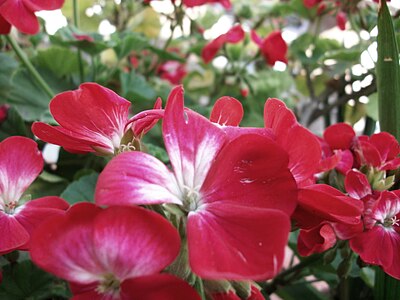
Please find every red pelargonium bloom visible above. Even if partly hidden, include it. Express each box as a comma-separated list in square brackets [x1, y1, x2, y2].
[295, 184, 363, 256]
[183, 0, 231, 9]
[0, 0, 64, 35]
[251, 31, 288, 66]
[319, 123, 355, 173]
[0, 136, 69, 254]
[157, 60, 187, 85]
[336, 11, 347, 31]
[303, 0, 322, 8]
[30, 203, 200, 300]
[356, 132, 400, 171]
[350, 190, 400, 279]
[32, 83, 163, 156]
[96, 86, 297, 280]
[202, 25, 245, 64]
[210, 97, 321, 187]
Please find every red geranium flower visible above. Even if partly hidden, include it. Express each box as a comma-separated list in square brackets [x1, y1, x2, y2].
[350, 190, 400, 279]
[251, 31, 288, 66]
[30, 203, 200, 299]
[0, 0, 64, 35]
[0, 136, 68, 254]
[157, 60, 187, 85]
[95, 86, 297, 280]
[183, 0, 231, 9]
[32, 83, 163, 156]
[202, 25, 245, 64]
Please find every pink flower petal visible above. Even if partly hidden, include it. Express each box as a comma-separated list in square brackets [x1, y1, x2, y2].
[345, 170, 371, 200]
[92, 206, 180, 279]
[298, 223, 336, 256]
[32, 123, 96, 154]
[49, 83, 131, 154]
[298, 184, 363, 225]
[95, 151, 182, 206]
[30, 203, 106, 284]
[357, 140, 382, 168]
[202, 134, 297, 215]
[264, 98, 297, 141]
[210, 96, 244, 126]
[0, 14, 11, 34]
[0, 213, 29, 254]
[250, 30, 263, 47]
[188, 203, 290, 280]
[225, 25, 245, 43]
[350, 226, 393, 272]
[0, 0, 39, 34]
[14, 196, 69, 250]
[202, 35, 226, 64]
[323, 123, 355, 150]
[261, 31, 288, 65]
[121, 274, 201, 300]
[281, 125, 321, 186]
[23, 0, 64, 11]
[0, 136, 43, 206]
[163, 86, 226, 192]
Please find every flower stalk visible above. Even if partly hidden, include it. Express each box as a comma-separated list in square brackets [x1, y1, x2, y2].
[5, 35, 54, 99]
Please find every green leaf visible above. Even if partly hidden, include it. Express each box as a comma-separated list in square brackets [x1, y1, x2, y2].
[0, 260, 58, 300]
[50, 27, 109, 56]
[114, 33, 148, 59]
[60, 172, 99, 204]
[0, 53, 18, 99]
[6, 69, 51, 122]
[0, 107, 30, 140]
[36, 46, 80, 77]
[120, 70, 156, 102]
[377, 0, 400, 141]
[145, 143, 170, 164]
[276, 283, 328, 300]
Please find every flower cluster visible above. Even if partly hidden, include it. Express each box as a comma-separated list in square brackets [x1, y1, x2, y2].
[0, 77, 398, 297]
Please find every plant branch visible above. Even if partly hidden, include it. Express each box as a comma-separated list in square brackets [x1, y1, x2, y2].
[5, 35, 54, 99]
[73, 0, 85, 83]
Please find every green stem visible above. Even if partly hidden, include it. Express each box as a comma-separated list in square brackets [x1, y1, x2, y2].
[73, 0, 84, 83]
[5, 35, 54, 99]
[260, 253, 323, 295]
[194, 276, 206, 300]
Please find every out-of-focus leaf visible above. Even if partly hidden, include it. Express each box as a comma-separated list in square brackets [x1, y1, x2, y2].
[322, 49, 362, 62]
[366, 93, 378, 121]
[50, 27, 109, 56]
[36, 46, 80, 77]
[6, 69, 51, 122]
[377, 0, 400, 141]
[0, 107, 30, 140]
[275, 283, 328, 300]
[145, 143, 170, 164]
[0, 53, 18, 99]
[114, 33, 148, 59]
[60, 172, 98, 204]
[127, 7, 161, 38]
[120, 70, 156, 102]
[0, 260, 59, 300]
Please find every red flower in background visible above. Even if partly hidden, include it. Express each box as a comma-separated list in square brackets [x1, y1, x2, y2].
[251, 31, 288, 66]
[32, 83, 163, 156]
[157, 60, 187, 85]
[0, 0, 64, 35]
[336, 11, 347, 31]
[183, 0, 231, 9]
[96, 86, 297, 280]
[0, 136, 68, 254]
[202, 25, 245, 64]
[30, 203, 200, 299]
